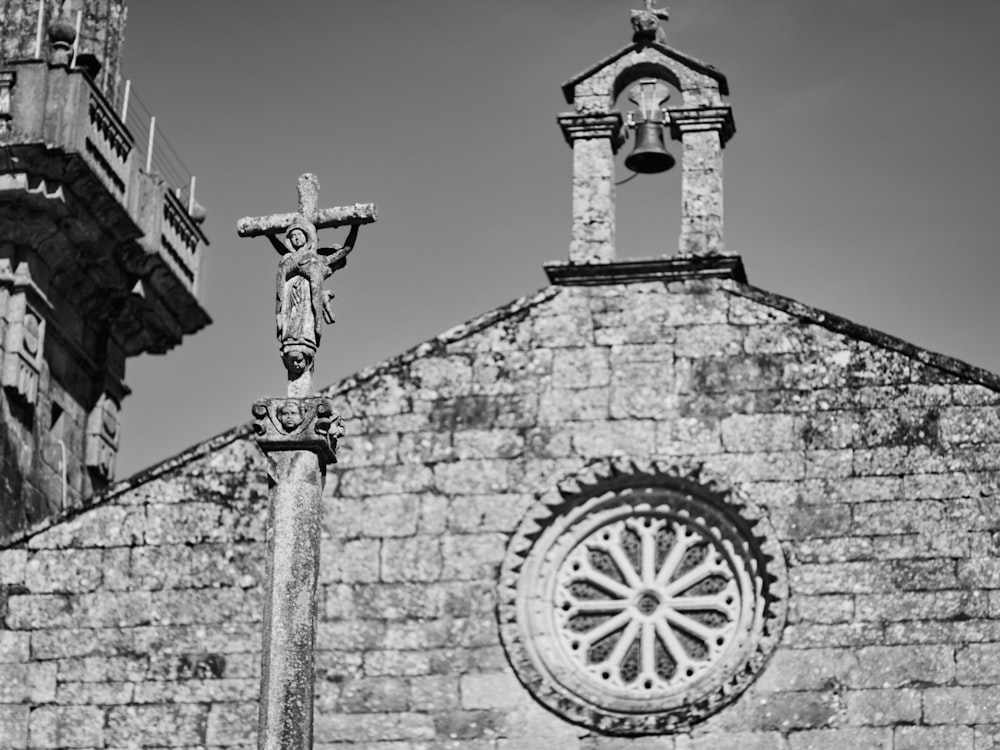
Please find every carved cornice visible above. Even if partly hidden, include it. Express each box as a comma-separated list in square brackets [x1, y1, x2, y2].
[0, 60, 211, 356]
[544, 254, 747, 286]
[668, 105, 736, 146]
[251, 396, 344, 465]
[557, 112, 627, 151]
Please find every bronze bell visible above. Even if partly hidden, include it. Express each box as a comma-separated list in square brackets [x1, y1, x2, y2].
[624, 120, 676, 174]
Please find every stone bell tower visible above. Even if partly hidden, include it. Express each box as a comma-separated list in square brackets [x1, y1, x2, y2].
[0, 0, 210, 538]
[546, 2, 740, 284]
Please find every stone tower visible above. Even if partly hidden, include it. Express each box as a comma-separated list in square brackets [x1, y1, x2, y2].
[0, 0, 210, 538]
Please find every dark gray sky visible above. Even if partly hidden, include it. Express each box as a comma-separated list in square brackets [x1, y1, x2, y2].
[116, 0, 1000, 476]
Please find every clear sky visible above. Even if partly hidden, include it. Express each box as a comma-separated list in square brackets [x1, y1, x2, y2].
[115, 0, 1000, 476]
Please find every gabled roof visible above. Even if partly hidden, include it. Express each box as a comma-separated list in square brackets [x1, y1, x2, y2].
[5, 271, 999, 550]
[561, 41, 730, 104]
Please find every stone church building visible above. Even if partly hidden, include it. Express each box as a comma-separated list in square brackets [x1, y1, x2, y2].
[3, 3, 1000, 749]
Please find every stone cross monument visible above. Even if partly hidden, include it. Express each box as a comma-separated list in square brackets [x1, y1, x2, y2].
[237, 174, 376, 750]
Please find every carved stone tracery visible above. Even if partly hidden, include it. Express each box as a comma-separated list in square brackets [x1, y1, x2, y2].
[498, 460, 787, 735]
[554, 508, 748, 696]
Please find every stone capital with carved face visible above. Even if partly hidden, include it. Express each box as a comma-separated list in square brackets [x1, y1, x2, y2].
[251, 396, 344, 464]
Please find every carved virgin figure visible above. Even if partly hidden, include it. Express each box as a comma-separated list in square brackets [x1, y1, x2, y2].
[238, 172, 375, 395]
[272, 218, 358, 356]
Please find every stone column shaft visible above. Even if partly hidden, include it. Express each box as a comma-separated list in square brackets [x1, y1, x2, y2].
[251, 395, 341, 750]
[680, 129, 724, 256]
[258, 450, 324, 750]
[671, 106, 735, 257]
[558, 112, 625, 264]
[571, 137, 615, 263]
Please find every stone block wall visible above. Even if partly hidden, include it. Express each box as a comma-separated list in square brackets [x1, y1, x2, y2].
[0, 441, 269, 749]
[0, 335, 102, 537]
[3, 278, 1000, 748]
[1, 254, 129, 539]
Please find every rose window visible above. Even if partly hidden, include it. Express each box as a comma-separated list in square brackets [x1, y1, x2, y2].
[498, 461, 787, 735]
[556, 513, 745, 694]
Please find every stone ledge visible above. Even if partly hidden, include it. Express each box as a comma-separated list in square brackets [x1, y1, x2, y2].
[556, 111, 626, 149]
[669, 105, 736, 146]
[543, 254, 747, 286]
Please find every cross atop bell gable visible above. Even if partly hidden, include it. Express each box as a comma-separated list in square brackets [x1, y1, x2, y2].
[631, 1, 670, 43]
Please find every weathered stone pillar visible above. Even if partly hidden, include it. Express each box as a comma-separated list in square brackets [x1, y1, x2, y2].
[558, 113, 625, 264]
[249, 415, 335, 750]
[671, 107, 735, 256]
[239, 174, 374, 750]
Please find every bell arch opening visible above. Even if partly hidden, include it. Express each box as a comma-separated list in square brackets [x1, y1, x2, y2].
[612, 62, 682, 104]
[612, 70, 683, 259]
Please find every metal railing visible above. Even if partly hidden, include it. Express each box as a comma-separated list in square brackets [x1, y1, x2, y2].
[23, 1, 198, 212]
[107, 74, 199, 214]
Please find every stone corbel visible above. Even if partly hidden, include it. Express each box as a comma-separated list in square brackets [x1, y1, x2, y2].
[557, 112, 627, 151]
[1, 261, 51, 406]
[251, 396, 344, 465]
[668, 106, 736, 146]
[85, 393, 121, 481]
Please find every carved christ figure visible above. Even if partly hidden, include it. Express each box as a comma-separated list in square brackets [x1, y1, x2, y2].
[270, 218, 359, 353]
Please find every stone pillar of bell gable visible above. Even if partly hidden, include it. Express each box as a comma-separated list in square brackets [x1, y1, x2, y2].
[558, 112, 625, 264]
[671, 106, 735, 256]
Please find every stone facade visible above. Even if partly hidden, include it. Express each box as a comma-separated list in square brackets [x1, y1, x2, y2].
[4, 276, 1000, 748]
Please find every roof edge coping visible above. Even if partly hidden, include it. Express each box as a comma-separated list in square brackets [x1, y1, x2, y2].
[0, 285, 562, 549]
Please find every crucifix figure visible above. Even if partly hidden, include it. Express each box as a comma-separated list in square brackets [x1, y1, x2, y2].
[238, 174, 377, 750]
[238, 172, 376, 396]
[631, 1, 669, 43]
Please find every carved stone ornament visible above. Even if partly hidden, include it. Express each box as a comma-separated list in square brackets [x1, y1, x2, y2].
[236, 173, 376, 389]
[86, 393, 121, 480]
[497, 459, 787, 735]
[1, 261, 49, 406]
[631, 0, 670, 43]
[251, 396, 345, 464]
[0, 71, 15, 138]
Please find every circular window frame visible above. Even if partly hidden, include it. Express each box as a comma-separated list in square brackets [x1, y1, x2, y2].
[497, 459, 788, 735]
